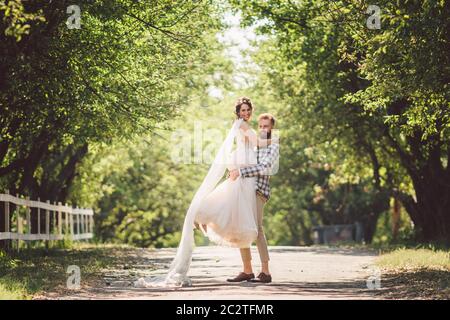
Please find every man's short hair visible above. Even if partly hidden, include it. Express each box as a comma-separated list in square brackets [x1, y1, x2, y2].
[258, 113, 276, 127]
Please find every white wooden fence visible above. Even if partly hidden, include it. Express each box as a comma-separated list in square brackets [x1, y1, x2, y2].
[0, 190, 94, 242]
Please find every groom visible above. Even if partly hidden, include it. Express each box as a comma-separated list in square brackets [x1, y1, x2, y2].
[227, 113, 279, 284]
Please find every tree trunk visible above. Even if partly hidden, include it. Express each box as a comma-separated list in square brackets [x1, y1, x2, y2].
[391, 197, 401, 241]
[39, 142, 88, 202]
[399, 181, 450, 243]
[384, 120, 450, 244]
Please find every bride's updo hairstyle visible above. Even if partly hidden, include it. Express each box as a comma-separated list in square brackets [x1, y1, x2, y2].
[235, 96, 253, 119]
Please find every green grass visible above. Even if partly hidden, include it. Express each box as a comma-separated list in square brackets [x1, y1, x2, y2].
[0, 281, 29, 300]
[374, 248, 450, 299]
[377, 248, 450, 271]
[0, 243, 149, 300]
[314, 243, 450, 299]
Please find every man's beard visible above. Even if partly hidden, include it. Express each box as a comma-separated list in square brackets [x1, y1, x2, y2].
[259, 130, 271, 140]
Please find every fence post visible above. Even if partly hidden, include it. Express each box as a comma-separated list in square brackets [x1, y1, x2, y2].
[16, 193, 21, 251]
[26, 196, 31, 235]
[2, 190, 11, 251]
[5, 190, 10, 234]
[37, 197, 41, 236]
[82, 214, 85, 236]
[53, 201, 57, 239]
[86, 214, 89, 235]
[70, 209, 74, 239]
[76, 207, 80, 238]
[25, 196, 31, 249]
[58, 202, 62, 237]
[45, 200, 50, 248]
[16, 193, 21, 231]
[64, 203, 69, 239]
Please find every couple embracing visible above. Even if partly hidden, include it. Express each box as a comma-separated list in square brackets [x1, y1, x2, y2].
[135, 97, 279, 288]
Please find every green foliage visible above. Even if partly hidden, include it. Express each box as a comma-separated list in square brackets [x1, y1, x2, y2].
[71, 96, 239, 247]
[2, 1, 449, 249]
[0, 0, 45, 41]
[372, 203, 415, 246]
[0, 1, 225, 203]
[87, 135, 203, 248]
[231, 0, 450, 242]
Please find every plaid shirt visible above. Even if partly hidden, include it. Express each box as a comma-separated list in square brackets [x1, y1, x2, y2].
[239, 143, 279, 202]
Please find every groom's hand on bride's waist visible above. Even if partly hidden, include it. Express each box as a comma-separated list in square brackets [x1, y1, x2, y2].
[229, 169, 240, 181]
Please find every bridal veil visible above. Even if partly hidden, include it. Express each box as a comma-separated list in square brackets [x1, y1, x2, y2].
[134, 118, 243, 287]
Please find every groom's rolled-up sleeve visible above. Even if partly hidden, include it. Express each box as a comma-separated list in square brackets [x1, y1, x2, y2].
[239, 144, 279, 178]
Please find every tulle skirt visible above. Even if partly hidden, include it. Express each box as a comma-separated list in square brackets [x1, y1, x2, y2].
[195, 176, 258, 248]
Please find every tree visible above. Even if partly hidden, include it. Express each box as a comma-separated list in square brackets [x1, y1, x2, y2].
[231, 0, 450, 242]
[0, 0, 226, 249]
[70, 94, 240, 247]
[0, 0, 223, 200]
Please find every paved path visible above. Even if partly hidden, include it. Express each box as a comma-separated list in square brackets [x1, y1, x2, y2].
[46, 246, 381, 300]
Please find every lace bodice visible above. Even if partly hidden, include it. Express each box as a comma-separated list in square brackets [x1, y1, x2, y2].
[227, 128, 258, 170]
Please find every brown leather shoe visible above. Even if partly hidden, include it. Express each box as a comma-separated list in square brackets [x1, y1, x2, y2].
[249, 272, 272, 283]
[226, 272, 255, 282]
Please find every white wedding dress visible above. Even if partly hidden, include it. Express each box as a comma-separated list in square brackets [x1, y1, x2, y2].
[134, 118, 259, 288]
[195, 124, 258, 248]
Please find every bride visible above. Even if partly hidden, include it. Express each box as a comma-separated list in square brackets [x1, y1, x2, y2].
[135, 97, 270, 287]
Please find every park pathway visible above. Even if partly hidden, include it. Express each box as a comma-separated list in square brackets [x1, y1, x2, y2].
[44, 246, 381, 300]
